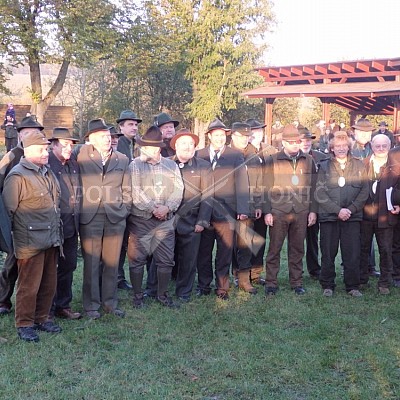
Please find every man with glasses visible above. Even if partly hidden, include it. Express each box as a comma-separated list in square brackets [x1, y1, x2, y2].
[264, 124, 317, 296]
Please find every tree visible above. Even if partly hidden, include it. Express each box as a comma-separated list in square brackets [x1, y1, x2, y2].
[272, 98, 300, 125]
[0, 0, 119, 123]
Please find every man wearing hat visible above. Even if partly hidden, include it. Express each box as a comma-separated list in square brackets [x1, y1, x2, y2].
[247, 118, 276, 285]
[264, 124, 317, 296]
[298, 126, 328, 280]
[115, 111, 142, 291]
[116, 110, 142, 163]
[3, 130, 62, 341]
[351, 118, 374, 160]
[229, 122, 263, 294]
[372, 121, 394, 148]
[48, 128, 81, 320]
[169, 128, 213, 301]
[127, 125, 183, 308]
[76, 118, 132, 319]
[196, 118, 249, 300]
[0, 116, 45, 316]
[154, 112, 179, 157]
[108, 124, 123, 153]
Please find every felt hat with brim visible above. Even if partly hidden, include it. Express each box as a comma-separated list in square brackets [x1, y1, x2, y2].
[246, 118, 266, 129]
[136, 126, 166, 148]
[49, 127, 79, 142]
[282, 124, 300, 140]
[206, 118, 231, 135]
[154, 112, 179, 128]
[297, 125, 316, 140]
[22, 131, 50, 148]
[86, 119, 110, 138]
[170, 128, 199, 150]
[116, 110, 142, 124]
[107, 124, 123, 136]
[352, 119, 374, 132]
[17, 116, 44, 132]
[231, 122, 252, 136]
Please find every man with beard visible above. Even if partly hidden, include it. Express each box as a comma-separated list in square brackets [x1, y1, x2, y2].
[128, 126, 183, 308]
[154, 112, 179, 157]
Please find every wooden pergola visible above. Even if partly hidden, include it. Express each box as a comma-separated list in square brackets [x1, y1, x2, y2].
[242, 57, 400, 141]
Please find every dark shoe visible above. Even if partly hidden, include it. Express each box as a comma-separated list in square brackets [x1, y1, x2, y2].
[378, 287, 390, 295]
[33, 321, 62, 333]
[251, 277, 266, 286]
[216, 292, 229, 301]
[195, 289, 211, 297]
[55, 308, 82, 320]
[348, 289, 363, 297]
[369, 268, 380, 278]
[177, 295, 191, 303]
[0, 305, 11, 315]
[157, 294, 180, 308]
[393, 279, 400, 288]
[265, 287, 278, 296]
[85, 310, 101, 320]
[105, 308, 125, 318]
[17, 327, 39, 342]
[143, 290, 157, 299]
[323, 288, 333, 297]
[293, 287, 306, 295]
[133, 293, 146, 309]
[117, 280, 133, 290]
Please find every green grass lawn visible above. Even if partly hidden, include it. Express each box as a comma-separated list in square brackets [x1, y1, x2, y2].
[1, 251, 400, 400]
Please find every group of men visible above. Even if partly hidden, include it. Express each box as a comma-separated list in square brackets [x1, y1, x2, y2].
[1, 111, 400, 343]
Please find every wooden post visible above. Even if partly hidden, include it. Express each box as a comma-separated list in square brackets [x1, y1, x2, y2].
[394, 96, 400, 135]
[264, 98, 274, 144]
[321, 98, 331, 123]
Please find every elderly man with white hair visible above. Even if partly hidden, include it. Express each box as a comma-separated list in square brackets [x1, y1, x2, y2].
[359, 134, 398, 294]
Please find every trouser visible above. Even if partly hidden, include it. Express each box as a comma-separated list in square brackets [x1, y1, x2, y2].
[80, 214, 125, 312]
[117, 226, 129, 283]
[319, 221, 360, 291]
[392, 221, 400, 280]
[232, 219, 253, 271]
[0, 250, 18, 309]
[305, 221, 321, 277]
[15, 248, 58, 328]
[197, 219, 235, 295]
[128, 216, 175, 296]
[175, 230, 202, 298]
[265, 210, 308, 288]
[5, 137, 17, 152]
[53, 234, 79, 310]
[360, 220, 393, 288]
[250, 215, 268, 280]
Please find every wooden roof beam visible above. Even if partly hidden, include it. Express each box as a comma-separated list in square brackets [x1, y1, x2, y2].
[303, 66, 314, 75]
[328, 64, 341, 74]
[372, 61, 385, 71]
[315, 65, 327, 74]
[342, 63, 355, 73]
[279, 67, 291, 77]
[291, 67, 303, 75]
[356, 62, 370, 72]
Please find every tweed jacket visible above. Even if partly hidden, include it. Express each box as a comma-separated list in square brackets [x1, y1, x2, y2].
[3, 157, 62, 259]
[76, 144, 132, 225]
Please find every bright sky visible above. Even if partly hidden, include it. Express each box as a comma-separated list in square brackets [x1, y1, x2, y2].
[265, 0, 400, 66]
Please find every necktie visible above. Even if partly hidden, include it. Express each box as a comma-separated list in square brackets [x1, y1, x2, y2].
[212, 150, 219, 170]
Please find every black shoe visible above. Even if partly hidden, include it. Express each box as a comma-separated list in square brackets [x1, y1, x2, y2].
[216, 292, 229, 301]
[265, 287, 278, 296]
[369, 268, 380, 278]
[177, 295, 191, 303]
[157, 295, 180, 308]
[293, 287, 306, 295]
[133, 293, 146, 309]
[195, 289, 211, 297]
[17, 327, 39, 342]
[143, 290, 157, 299]
[251, 277, 266, 286]
[117, 280, 133, 290]
[393, 279, 400, 288]
[85, 310, 101, 319]
[33, 321, 62, 333]
[106, 308, 125, 318]
[0, 305, 11, 315]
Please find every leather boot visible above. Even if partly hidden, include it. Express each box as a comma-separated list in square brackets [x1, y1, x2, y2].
[250, 266, 266, 285]
[129, 268, 144, 295]
[157, 269, 179, 308]
[238, 270, 257, 295]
